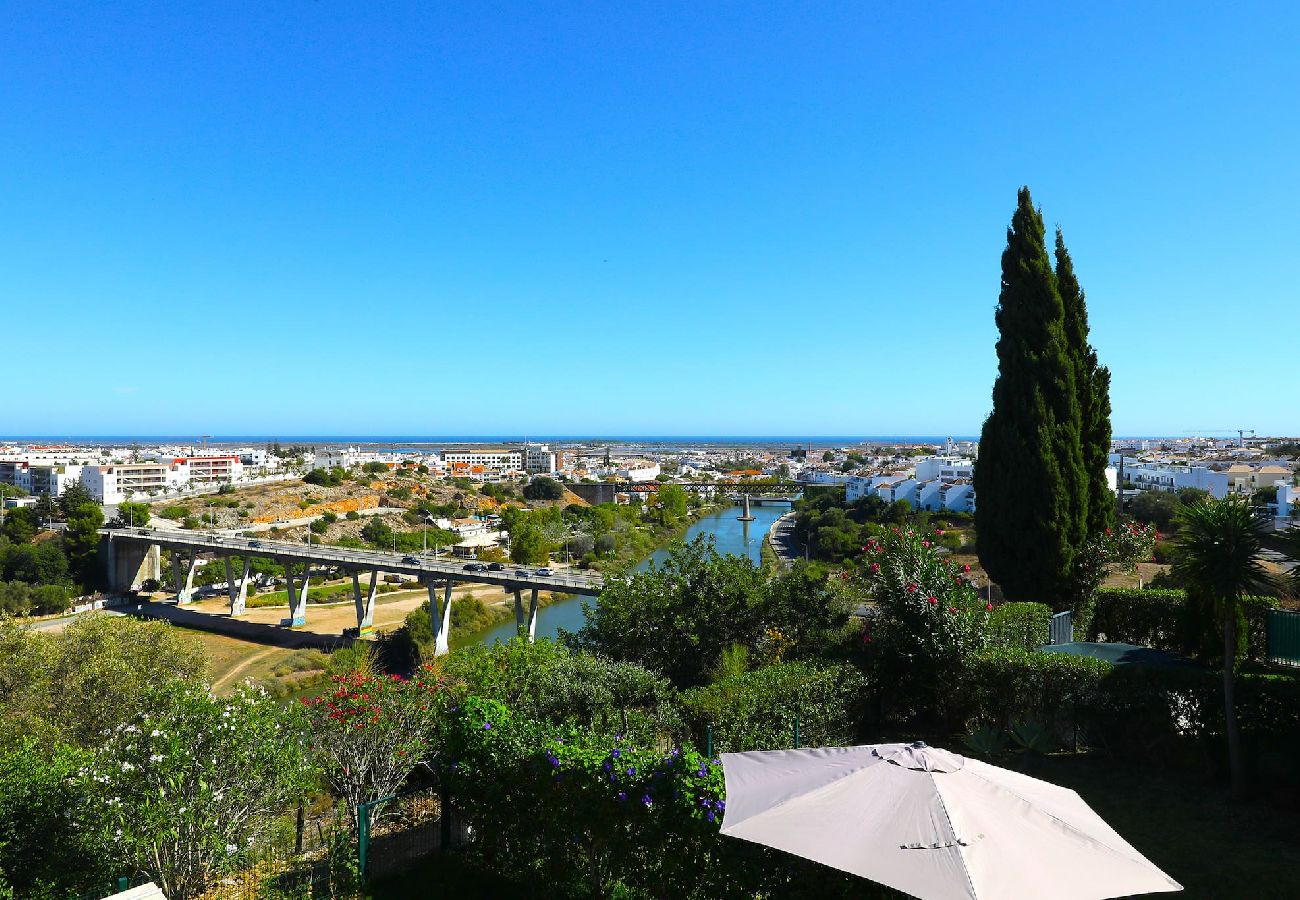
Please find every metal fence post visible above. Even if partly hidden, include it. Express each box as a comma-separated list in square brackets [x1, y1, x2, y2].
[706, 725, 713, 758]
[793, 713, 801, 749]
[357, 801, 370, 881]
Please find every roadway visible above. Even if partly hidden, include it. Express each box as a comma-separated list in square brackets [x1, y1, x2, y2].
[99, 527, 604, 596]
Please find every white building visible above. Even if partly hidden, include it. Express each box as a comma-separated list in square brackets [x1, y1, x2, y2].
[523, 443, 557, 475]
[0, 460, 86, 497]
[618, 461, 662, 481]
[81, 462, 178, 504]
[1112, 456, 1229, 499]
[442, 448, 524, 479]
[1276, 481, 1300, 530]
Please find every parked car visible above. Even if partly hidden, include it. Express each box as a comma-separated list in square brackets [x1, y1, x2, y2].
[534, 567, 554, 576]
[486, 562, 506, 571]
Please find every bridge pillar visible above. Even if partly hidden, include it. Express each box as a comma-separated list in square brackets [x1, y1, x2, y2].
[526, 588, 540, 642]
[176, 551, 199, 605]
[513, 589, 524, 636]
[429, 579, 453, 657]
[227, 556, 250, 616]
[353, 569, 378, 635]
[284, 560, 308, 627]
[103, 537, 160, 593]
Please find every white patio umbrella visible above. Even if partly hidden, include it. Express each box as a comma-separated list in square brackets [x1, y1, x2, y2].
[719, 742, 1181, 900]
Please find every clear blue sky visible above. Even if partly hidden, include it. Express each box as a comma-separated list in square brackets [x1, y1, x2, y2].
[2, 3, 1296, 438]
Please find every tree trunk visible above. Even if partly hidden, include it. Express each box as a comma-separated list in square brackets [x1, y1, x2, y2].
[1223, 611, 1246, 800]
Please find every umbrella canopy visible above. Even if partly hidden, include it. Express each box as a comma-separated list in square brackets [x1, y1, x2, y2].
[720, 742, 1181, 900]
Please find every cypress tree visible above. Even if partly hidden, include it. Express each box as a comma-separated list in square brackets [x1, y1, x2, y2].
[974, 188, 1087, 603]
[1055, 229, 1115, 537]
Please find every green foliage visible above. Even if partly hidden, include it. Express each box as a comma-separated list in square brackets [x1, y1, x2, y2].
[0, 507, 37, 543]
[361, 516, 393, 547]
[309, 517, 329, 534]
[678, 661, 867, 753]
[82, 681, 313, 900]
[56, 482, 94, 518]
[569, 536, 852, 687]
[159, 505, 188, 520]
[0, 615, 207, 748]
[113, 501, 152, 527]
[976, 187, 1089, 603]
[508, 519, 549, 565]
[956, 648, 1114, 741]
[522, 476, 564, 501]
[1129, 490, 1182, 530]
[1087, 587, 1277, 662]
[63, 502, 104, 588]
[303, 467, 346, 486]
[652, 483, 689, 526]
[363, 461, 390, 475]
[0, 739, 108, 898]
[987, 602, 1052, 651]
[2, 539, 70, 587]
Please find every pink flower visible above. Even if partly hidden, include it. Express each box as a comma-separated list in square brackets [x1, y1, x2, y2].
[906, 583, 919, 594]
[948, 606, 957, 613]
[961, 564, 971, 573]
[870, 563, 880, 574]
[927, 596, 938, 605]
[985, 603, 993, 611]
[935, 529, 945, 535]
[921, 540, 931, 548]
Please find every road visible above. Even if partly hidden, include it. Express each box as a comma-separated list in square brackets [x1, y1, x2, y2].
[101, 527, 605, 596]
[768, 511, 801, 569]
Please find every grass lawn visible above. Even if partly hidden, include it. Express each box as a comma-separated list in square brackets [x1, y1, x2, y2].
[367, 755, 1300, 899]
[1032, 754, 1300, 898]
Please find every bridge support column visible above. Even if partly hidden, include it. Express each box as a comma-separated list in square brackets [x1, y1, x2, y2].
[353, 570, 378, 635]
[429, 579, 453, 657]
[176, 551, 198, 605]
[103, 537, 160, 593]
[513, 589, 525, 637]
[227, 556, 250, 616]
[526, 588, 540, 642]
[284, 561, 308, 627]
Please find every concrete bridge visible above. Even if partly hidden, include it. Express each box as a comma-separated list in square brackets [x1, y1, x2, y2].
[100, 528, 603, 655]
[567, 480, 833, 506]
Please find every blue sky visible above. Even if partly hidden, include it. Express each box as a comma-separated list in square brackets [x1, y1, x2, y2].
[2, 3, 1296, 437]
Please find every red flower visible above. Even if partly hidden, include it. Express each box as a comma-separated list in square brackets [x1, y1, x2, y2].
[985, 603, 993, 611]
[961, 564, 971, 573]
[948, 606, 957, 613]
[927, 596, 938, 605]
[870, 562, 880, 574]
[921, 540, 931, 548]
[907, 583, 919, 594]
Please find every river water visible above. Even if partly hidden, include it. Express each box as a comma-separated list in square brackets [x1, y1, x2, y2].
[475, 502, 789, 646]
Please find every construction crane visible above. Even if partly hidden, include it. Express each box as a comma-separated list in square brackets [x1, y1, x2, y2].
[198, 434, 213, 453]
[1237, 429, 1256, 448]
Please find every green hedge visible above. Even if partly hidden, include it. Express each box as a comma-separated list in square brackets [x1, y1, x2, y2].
[678, 661, 868, 753]
[986, 602, 1052, 652]
[1087, 588, 1278, 661]
[952, 647, 1300, 785]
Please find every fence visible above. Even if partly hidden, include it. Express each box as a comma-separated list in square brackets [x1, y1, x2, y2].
[1049, 610, 1074, 646]
[358, 784, 463, 881]
[1267, 608, 1300, 666]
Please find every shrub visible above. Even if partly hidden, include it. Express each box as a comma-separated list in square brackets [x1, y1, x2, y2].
[1088, 588, 1277, 661]
[345, 510, 360, 521]
[159, 506, 188, 520]
[956, 648, 1113, 746]
[678, 661, 868, 753]
[986, 602, 1052, 652]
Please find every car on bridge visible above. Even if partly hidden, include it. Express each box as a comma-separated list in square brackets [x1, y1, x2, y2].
[402, 555, 421, 564]
[534, 567, 554, 576]
[462, 562, 487, 572]
[486, 562, 506, 571]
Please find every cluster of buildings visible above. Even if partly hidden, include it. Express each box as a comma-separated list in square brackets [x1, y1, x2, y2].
[843, 456, 980, 513]
[0, 444, 290, 505]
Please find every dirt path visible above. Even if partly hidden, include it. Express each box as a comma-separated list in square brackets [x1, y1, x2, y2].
[212, 646, 278, 692]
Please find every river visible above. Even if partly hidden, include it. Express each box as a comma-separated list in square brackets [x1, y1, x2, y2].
[475, 501, 790, 646]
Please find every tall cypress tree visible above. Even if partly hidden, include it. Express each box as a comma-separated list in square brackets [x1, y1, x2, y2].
[974, 188, 1087, 603]
[1055, 229, 1115, 537]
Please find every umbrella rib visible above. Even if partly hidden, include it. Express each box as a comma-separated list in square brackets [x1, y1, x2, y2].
[930, 770, 982, 900]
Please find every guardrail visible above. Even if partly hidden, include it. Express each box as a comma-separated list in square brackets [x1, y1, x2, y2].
[100, 528, 604, 595]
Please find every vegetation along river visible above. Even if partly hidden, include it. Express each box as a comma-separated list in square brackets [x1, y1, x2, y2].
[476, 501, 789, 647]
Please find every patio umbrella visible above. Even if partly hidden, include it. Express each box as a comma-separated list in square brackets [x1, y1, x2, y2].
[719, 742, 1181, 900]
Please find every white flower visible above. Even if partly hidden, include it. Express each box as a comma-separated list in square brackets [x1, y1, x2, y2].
[225, 843, 238, 854]
[150, 754, 164, 763]
[150, 729, 162, 737]
[121, 762, 135, 772]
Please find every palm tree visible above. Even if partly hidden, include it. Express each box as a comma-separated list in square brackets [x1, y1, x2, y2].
[1172, 496, 1276, 799]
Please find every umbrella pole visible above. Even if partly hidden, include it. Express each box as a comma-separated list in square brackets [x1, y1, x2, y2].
[793, 713, 800, 749]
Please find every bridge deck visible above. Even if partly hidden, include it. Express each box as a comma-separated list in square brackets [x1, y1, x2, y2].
[99, 528, 603, 596]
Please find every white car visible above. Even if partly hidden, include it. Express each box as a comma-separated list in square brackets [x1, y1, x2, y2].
[534, 567, 553, 576]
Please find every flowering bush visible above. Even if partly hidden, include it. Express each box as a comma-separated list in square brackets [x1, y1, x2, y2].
[861, 528, 989, 668]
[302, 664, 451, 816]
[858, 528, 990, 725]
[442, 697, 731, 897]
[80, 681, 311, 900]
